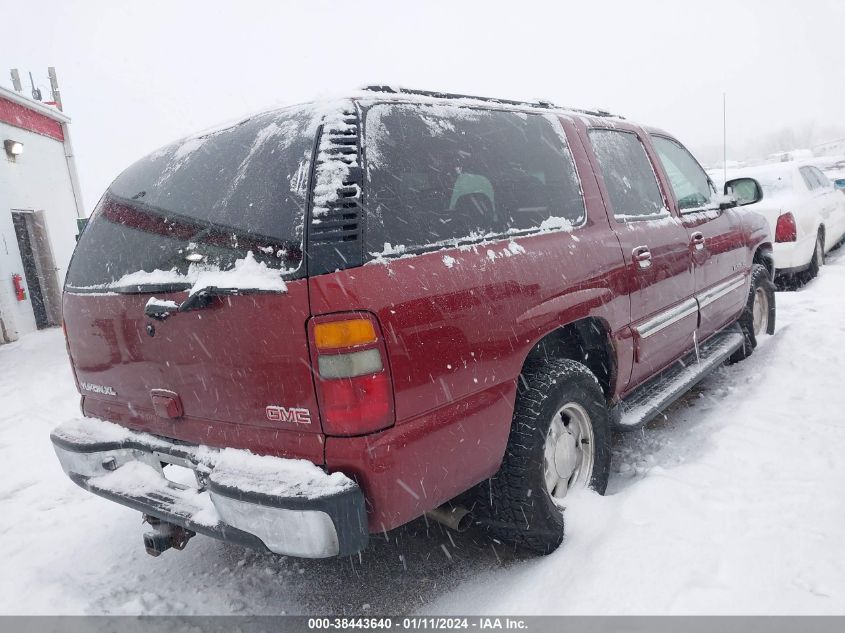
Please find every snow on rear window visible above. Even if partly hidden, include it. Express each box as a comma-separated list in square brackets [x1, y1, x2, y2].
[74, 251, 289, 295]
[66, 103, 331, 291]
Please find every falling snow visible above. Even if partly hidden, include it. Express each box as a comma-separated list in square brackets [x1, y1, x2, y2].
[2, 250, 845, 614]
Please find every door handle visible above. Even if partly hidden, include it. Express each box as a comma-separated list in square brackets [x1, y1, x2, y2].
[691, 231, 705, 251]
[632, 245, 652, 269]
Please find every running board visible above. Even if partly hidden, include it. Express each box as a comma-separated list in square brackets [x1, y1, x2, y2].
[613, 328, 744, 430]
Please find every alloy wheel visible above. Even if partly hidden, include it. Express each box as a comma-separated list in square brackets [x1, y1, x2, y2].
[752, 286, 769, 337]
[543, 402, 594, 505]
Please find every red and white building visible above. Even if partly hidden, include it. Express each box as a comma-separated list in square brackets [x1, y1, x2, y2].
[0, 85, 85, 342]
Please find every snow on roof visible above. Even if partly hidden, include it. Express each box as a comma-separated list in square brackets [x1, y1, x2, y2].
[213, 87, 626, 134]
[350, 86, 626, 122]
[726, 162, 799, 178]
[724, 162, 802, 199]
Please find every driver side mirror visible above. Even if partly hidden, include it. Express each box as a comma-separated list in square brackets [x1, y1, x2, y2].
[834, 178, 845, 193]
[724, 178, 763, 206]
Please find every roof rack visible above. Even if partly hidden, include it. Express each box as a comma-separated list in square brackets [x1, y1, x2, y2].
[360, 85, 623, 119]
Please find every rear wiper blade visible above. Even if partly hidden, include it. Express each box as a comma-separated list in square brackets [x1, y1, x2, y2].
[144, 289, 233, 320]
[144, 286, 279, 320]
[179, 286, 283, 312]
[177, 286, 241, 313]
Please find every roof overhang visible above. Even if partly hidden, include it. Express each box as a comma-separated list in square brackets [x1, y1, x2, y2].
[0, 85, 70, 142]
[0, 85, 70, 123]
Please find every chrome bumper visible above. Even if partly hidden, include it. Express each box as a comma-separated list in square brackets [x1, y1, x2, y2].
[50, 417, 368, 558]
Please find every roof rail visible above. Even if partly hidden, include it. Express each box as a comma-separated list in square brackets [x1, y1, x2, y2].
[360, 85, 623, 119]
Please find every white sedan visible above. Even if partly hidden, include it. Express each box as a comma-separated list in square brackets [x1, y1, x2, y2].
[725, 162, 845, 282]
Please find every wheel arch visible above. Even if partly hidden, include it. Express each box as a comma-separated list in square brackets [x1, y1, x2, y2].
[521, 317, 617, 401]
[753, 243, 775, 279]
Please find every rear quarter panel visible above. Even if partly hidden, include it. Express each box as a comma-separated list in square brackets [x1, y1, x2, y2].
[311, 115, 631, 530]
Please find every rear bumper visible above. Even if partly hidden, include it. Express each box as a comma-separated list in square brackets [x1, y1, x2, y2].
[773, 236, 815, 273]
[50, 417, 368, 558]
[775, 262, 811, 276]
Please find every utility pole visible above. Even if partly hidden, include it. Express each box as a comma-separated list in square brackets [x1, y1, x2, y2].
[9, 69, 22, 92]
[723, 92, 727, 186]
[47, 67, 63, 111]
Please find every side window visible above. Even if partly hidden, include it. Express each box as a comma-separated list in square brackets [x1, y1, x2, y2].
[799, 167, 817, 190]
[811, 167, 831, 188]
[651, 136, 714, 210]
[364, 105, 586, 255]
[588, 129, 667, 220]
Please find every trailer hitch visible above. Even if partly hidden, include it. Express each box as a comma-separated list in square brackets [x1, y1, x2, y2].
[142, 515, 195, 557]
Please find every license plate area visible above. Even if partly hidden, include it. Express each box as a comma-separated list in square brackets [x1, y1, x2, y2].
[154, 451, 201, 490]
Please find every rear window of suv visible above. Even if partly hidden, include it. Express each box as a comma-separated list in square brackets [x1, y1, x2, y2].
[66, 105, 319, 292]
[363, 104, 585, 256]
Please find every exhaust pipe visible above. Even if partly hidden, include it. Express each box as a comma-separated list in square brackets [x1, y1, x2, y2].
[142, 515, 195, 556]
[425, 504, 474, 532]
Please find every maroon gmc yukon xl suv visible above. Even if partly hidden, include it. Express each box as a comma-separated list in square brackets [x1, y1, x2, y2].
[52, 87, 775, 558]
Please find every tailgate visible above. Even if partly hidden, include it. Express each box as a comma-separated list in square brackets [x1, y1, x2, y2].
[64, 283, 324, 462]
[62, 103, 327, 462]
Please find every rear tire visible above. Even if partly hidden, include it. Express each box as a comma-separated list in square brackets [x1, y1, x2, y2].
[729, 263, 775, 364]
[479, 359, 611, 554]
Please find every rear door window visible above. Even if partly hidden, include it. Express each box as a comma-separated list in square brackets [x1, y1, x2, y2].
[799, 166, 819, 190]
[588, 129, 668, 220]
[811, 166, 831, 188]
[66, 105, 320, 292]
[363, 104, 585, 256]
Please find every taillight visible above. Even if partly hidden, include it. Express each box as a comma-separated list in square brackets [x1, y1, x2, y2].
[309, 312, 394, 436]
[775, 212, 797, 242]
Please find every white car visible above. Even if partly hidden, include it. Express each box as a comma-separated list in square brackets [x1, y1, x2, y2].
[725, 162, 845, 282]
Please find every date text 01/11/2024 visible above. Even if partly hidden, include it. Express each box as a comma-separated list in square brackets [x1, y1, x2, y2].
[307, 617, 528, 630]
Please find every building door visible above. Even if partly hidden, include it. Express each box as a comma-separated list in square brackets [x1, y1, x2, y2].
[11, 211, 61, 329]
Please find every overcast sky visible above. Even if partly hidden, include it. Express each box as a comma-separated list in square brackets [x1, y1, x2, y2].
[5, 0, 845, 213]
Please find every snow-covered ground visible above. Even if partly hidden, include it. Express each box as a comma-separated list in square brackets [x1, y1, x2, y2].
[1, 250, 844, 615]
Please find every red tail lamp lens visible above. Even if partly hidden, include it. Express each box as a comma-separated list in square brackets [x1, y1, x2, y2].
[775, 212, 797, 242]
[309, 313, 395, 436]
[319, 372, 393, 436]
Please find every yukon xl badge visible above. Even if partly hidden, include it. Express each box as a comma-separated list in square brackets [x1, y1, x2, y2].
[80, 382, 117, 396]
[266, 405, 312, 425]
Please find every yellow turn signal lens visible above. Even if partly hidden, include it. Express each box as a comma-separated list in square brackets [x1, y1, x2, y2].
[314, 319, 377, 350]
